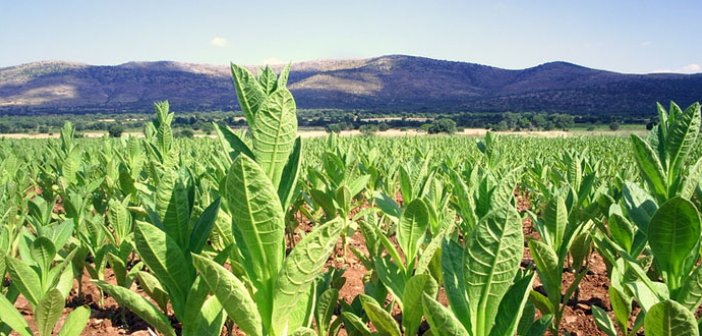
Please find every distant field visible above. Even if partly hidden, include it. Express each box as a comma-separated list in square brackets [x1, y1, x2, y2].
[0, 127, 647, 139]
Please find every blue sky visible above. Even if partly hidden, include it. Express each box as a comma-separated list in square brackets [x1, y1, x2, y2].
[1, 0, 700, 73]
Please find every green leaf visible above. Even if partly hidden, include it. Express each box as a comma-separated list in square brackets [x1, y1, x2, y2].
[609, 286, 632, 332]
[399, 166, 414, 203]
[316, 289, 338, 336]
[374, 254, 407, 307]
[252, 87, 298, 187]
[6, 256, 42, 306]
[645, 300, 699, 336]
[291, 327, 317, 336]
[608, 205, 634, 252]
[189, 197, 221, 253]
[402, 274, 439, 336]
[231, 63, 265, 130]
[271, 218, 344, 334]
[134, 221, 193, 319]
[108, 198, 132, 242]
[416, 228, 447, 275]
[526, 315, 553, 336]
[57, 306, 90, 336]
[489, 272, 536, 336]
[258, 66, 278, 94]
[214, 123, 256, 162]
[422, 293, 470, 336]
[441, 239, 471, 330]
[681, 157, 702, 200]
[183, 294, 226, 336]
[95, 281, 176, 336]
[191, 254, 263, 336]
[627, 280, 668, 312]
[630, 134, 668, 199]
[666, 102, 701, 178]
[359, 294, 401, 336]
[466, 207, 524, 336]
[675, 264, 702, 311]
[278, 137, 302, 210]
[543, 195, 567, 251]
[36, 288, 65, 336]
[528, 239, 561, 305]
[276, 63, 291, 89]
[31, 237, 56, 274]
[136, 271, 169, 312]
[341, 312, 373, 336]
[0, 293, 32, 336]
[224, 154, 285, 296]
[161, 172, 192, 248]
[397, 199, 429, 264]
[517, 302, 535, 336]
[592, 305, 617, 336]
[622, 181, 658, 232]
[648, 197, 701, 288]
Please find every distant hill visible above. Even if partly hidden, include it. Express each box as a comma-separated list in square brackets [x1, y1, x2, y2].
[1, 55, 701, 115]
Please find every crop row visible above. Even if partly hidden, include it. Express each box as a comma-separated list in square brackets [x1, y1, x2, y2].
[1, 64, 701, 335]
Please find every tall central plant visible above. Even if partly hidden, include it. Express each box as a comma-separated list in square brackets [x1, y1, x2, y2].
[195, 64, 344, 336]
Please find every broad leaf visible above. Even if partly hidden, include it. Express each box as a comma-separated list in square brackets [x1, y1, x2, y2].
[57, 306, 90, 336]
[422, 293, 470, 336]
[252, 88, 298, 187]
[466, 207, 524, 336]
[402, 274, 439, 336]
[134, 221, 193, 319]
[224, 154, 285, 304]
[192, 254, 263, 336]
[271, 218, 344, 334]
[36, 288, 65, 336]
[359, 294, 401, 336]
[397, 198, 429, 264]
[648, 197, 701, 288]
[645, 300, 699, 336]
[95, 281, 176, 336]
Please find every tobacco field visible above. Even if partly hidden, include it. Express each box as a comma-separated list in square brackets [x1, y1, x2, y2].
[1, 64, 702, 336]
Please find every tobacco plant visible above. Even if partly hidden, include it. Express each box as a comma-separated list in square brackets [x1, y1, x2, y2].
[192, 63, 344, 336]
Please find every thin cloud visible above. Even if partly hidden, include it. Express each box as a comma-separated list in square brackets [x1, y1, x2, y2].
[640, 41, 652, 47]
[210, 37, 228, 47]
[651, 63, 701, 74]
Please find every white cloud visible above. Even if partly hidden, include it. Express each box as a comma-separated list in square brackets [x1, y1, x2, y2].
[682, 64, 702, 73]
[262, 57, 286, 65]
[640, 41, 652, 47]
[210, 37, 228, 47]
[652, 63, 702, 74]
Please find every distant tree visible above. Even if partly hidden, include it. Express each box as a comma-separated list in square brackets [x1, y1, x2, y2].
[359, 124, 378, 136]
[587, 126, 596, 132]
[491, 121, 509, 132]
[609, 121, 620, 131]
[378, 122, 390, 132]
[108, 124, 125, 138]
[177, 129, 195, 138]
[532, 113, 549, 130]
[419, 124, 432, 133]
[516, 117, 532, 131]
[325, 124, 342, 134]
[550, 114, 575, 131]
[428, 118, 457, 134]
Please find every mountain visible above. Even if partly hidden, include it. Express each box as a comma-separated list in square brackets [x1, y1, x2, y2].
[1, 55, 701, 115]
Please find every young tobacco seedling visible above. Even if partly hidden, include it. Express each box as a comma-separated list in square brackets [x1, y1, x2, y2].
[194, 64, 344, 336]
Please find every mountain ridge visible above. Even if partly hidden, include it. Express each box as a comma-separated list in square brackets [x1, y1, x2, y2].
[1, 55, 700, 115]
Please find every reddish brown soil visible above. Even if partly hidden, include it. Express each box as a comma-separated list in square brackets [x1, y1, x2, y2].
[8, 195, 615, 335]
